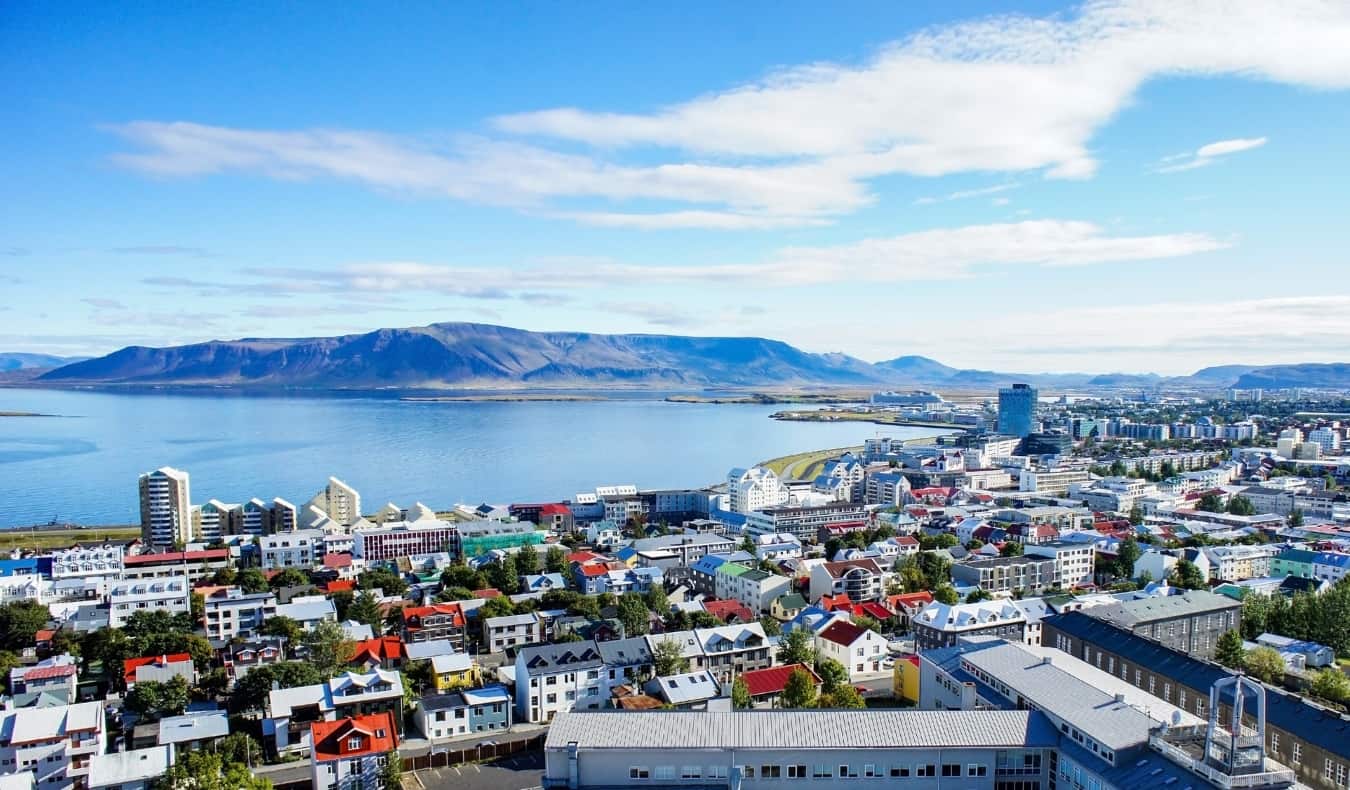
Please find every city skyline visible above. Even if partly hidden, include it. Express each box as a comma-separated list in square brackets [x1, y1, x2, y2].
[4, 2, 1350, 374]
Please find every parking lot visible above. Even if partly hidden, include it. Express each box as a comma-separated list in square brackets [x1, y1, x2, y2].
[413, 751, 545, 790]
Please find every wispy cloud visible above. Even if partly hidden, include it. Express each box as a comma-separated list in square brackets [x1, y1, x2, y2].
[104, 3, 1349, 228]
[1155, 136, 1268, 173]
[82, 298, 127, 310]
[223, 220, 1224, 299]
[111, 245, 211, 257]
[597, 301, 700, 328]
[914, 183, 1019, 206]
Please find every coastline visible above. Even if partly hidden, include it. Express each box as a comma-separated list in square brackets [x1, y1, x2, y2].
[770, 408, 970, 433]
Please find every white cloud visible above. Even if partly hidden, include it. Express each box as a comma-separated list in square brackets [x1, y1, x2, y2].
[106, 2, 1348, 227]
[232, 219, 1223, 296]
[1155, 136, 1268, 173]
[914, 183, 1019, 206]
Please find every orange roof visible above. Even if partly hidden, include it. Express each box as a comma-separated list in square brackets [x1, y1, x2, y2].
[350, 635, 405, 665]
[124, 653, 192, 685]
[567, 551, 606, 563]
[34, 629, 56, 642]
[323, 553, 354, 568]
[311, 712, 398, 762]
[818, 593, 852, 611]
[472, 588, 502, 598]
[401, 603, 465, 628]
[887, 591, 934, 611]
[578, 563, 609, 577]
[324, 579, 356, 593]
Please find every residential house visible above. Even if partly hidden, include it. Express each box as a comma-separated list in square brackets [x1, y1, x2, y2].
[266, 670, 404, 754]
[415, 685, 512, 741]
[643, 671, 722, 710]
[770, 593, 808, 622]
[815, 621, 887, 681]
[520, 573, 568, 594]
[400, 603, 467, 649]
[202, 588, 277, 642]
[7, 656, 77, 702]
[348, 636, 405, 672]
[309, 712, 399, 790]
[596, 637, 653, 691]
[513, 641, 607, 724]
[123, 654, 195, 691]
[685, 624, 772, 684]
[714, 565, 791, 614]
[224, 639, 286, 687]
[482, 612, 543, 654]
[737, 663, 821, 708]
[911, 600, 1028, 651]
[86, 746, 173, 790]
[753, 533, 803, 563]
[273, 595, 337, 632]
[1270, 548, 1318, 579]
[0, 701, 105, 790]
[1313, 552, 1350, 585]
[155, 710, 229, 754]
[808, 558, 887, 603]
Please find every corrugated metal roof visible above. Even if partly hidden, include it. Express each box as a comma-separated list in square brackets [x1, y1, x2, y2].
[545, 709, 1058, 750]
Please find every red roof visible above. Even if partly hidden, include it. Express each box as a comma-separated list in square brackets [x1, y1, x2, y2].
[20, 663, 76, 681]
[567, 551, 606, 564]
[311, 712, 399, 762]
[324, 579, 356, 593]
[350, 636, 405, 665]
[852, 602, 895, 621]
[818, 620, 869, 647]
[34, 629, 56, 642]
[124, 549, 228, 565]
[887, 591, 934, 611]
[323, 553, 354, 569]
[124, 653, 193, 685]
[739, 663, 821, 697]
[539, 503, 571, 516]
[401, 603, 465, 628]
[578, 563, 609, 577]
[818, 593, 852, 612]
[894, 535, 919, 546]
[702, 599, 754, 623]
[472, 588, 502, 598]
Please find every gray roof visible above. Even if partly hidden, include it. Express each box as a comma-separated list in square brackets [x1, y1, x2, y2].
[596, 637, 652, 666]
[1086, 590, 1238, 628]
[631, 534, 732, 551]
[157, 710, 229, 744]
[645, 671, 721, 705]
[545, 709, 1059, 750]
[957, 640, 1158, 752]
[517, 641, 604, 674]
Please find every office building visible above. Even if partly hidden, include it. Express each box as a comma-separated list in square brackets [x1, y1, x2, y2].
[139, 466, 192, 549]
[998, 383, 1038, 438]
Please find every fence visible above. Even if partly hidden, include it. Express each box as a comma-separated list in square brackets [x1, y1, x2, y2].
[402, 732, 547, 772]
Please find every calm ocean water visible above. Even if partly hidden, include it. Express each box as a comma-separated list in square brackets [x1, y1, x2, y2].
[0, 389, 941, 528]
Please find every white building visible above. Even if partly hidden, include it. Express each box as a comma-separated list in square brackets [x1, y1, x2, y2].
[308, 712, 399, 790]
[259, 529, 327, 570]
[274, 595, 338, 632]
[1020, 468, 1092, 496]
[87, 746, 173, 790]
[0, 701, 105, 790]
[726, 466, 789, 515]
[815, 620, 888, 681]
[302, 477, 362, 530]
[139, 466, 192, 549]
[513, 641, 607, 724]
[584, 521, 624, 550]
[1026, 541, 1096, 589]
[203, 588, 278, 642]
[267, 670, 403, 753]
[482, 612, 543, 654]
[49, 543, 125, 580]
[1307, 427, 1342, 455]
[108, 578, 190, 628]
[753, 533, 803, 563]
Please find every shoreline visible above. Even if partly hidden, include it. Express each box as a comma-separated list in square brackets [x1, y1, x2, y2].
[770, 408, 970, 433]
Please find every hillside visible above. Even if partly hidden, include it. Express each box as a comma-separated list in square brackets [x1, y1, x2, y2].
[0, 353, 89, 372]
[38, 323, 885, 389]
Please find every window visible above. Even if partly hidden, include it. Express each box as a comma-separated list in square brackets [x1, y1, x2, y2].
[347, 737, 362, 750]
[709, 766, 728, 780]
[863, 764, 878, 778]
[812, 765, 832, 778]
[889, 766, 909, 778]
[787, 765, 807, 779]
[968, 764, 987, 777]
[680, 766, 702, 780]
[916, 764, 936, 777]
[1292, 743, 1301, 764]
[760, 765, 780, 779]
[942, 764, 961, 777]
[629, 767, 649, 780]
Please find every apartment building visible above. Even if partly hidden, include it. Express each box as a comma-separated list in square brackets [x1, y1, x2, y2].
[1025, 540, 1096, 588]
[120, 549, 231, 583]
[482, 612, 543, 654]
[49, 543, 125, 581]
[401, 604, 467, 648]
[1019, 467, 1092, 496]
[714, 565, 792, 614]
[513, 641, 608, 724]
[352, 520, 460, 562]
[302, 477, 362, 530]
[139, 466, 192, 549]
[415, 685, 512, 741]
[1203, 544, 1278, 582]
[912, 600, 1028, 651]
[647, 624, 773, 685]
[267, 670, 404, 754]
[950, 555, 1056, 596]
[259, 529, 326, 570]
[108, 577, 190, 628]
[808, 558, 887, 603]
[202, 588, 278, 642]
[630, 533, 735, 566]
[743, 503, 871, 542]
[726, 466, 789, 514]
[0, 701, 106, 790]
[1077, 590, 1240, 659]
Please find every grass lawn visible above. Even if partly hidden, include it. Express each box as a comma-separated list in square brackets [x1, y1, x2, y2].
[760, 445, 864, 481]
[0, 525, 139, 551]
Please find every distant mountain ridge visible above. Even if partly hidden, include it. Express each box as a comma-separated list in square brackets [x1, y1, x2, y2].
[14, 324, 1350, 391]
[0, 353, 90, 372]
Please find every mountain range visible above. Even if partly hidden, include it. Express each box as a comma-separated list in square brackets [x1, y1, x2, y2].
[7, 323, 1349, 391]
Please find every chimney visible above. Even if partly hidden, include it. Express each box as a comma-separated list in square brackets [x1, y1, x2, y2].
[1114, 693, 1126, 703]
[1040, 655, 1053, 666]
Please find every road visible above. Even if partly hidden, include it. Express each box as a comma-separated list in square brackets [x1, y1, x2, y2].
[412, 752, 544, 790]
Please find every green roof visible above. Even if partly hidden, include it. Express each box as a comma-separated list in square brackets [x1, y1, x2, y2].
[717, 563, 750, 577]
[776, 593, 808, 610]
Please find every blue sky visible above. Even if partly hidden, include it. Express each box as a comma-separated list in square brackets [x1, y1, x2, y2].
[3, 1, 1349, 375]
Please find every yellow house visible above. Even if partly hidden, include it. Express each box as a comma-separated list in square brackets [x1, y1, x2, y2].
[893, 655, 920, 704]
[432, 653, 481, 692]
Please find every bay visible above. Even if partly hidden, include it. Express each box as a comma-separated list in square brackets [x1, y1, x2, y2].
[0, 389, 942, 528]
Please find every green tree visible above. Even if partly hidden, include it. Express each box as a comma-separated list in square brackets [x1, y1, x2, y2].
[814, 657, 847, 695]
[154, 750, 271, 790]
[258, 615, 302, 644]
[933, 584, 960, 605]
[1244, 647, 1285, 683]
[0, 651, 22, 694]
[740, 535, 756, 554]
[0, 600, 51, 652]
[216, 731, 262, 768]
[269, 568, 311, 589]
[438, 586, 474, 602]
[1108, 459, 1127, 477]
[1226, 495, 1256, 516]
[360, 567, 408, 597]
[123, 609, 185, 640]
[819, 683, 865, 709]
[1310, 668, 1350, 705]
[999, 541, 1024, 557]
[894, 555, 929, 593]
[190, 591, 205, 622]
[1287, 509, 1304, 528]
[824, 538, 842, 561]
[515, 543, 540, 576]
[124, 675, 190, 721]
[479, 595, 517, 620]
[380, 749, 403, 790]
[237, 568, 269, 594]
[403, 658, 434, 694]
[545, 545, 569, 575]
[1115, 536, 1141, 580]
[1128, 504, 1144, 526]
[484, 555, 521, 594]
[643, 586, 669, 618]
[1215, 630, 1246, 670]
[782, 668, 818, 709]
[303, 619, 355, 677]
[732, 677, 752, 709]
[348, 591, 385, 631]
[777, 628, 816, 666]
[210, 567, 238, 586]
[965, 589, 991, 604]
[1168, 558, 1207, 590]
[852, 615, 881, 633]
[1196, 492, 1224, 513]
[918, 533, 958, 551]
[441, 563, 486, 591]
[231, 661, 323, 712]
[758, 616, 782, 637]
[616, 594, 651, 637]
[652, 638, 688, 676]
[689, 611, 721, 629]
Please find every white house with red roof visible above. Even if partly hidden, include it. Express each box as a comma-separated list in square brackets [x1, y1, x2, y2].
[123, 653, 195, 691]
[737, 663, 821, 708]
[309, 711, 399, 790]
[815, 620, 888, 681]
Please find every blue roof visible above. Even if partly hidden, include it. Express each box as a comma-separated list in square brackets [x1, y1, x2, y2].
[0, 557, 51, 577]
[1045, 611, 1350, 760]
[1313, 552, 1350, 569]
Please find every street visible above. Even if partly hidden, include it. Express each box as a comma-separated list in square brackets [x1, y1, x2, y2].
[412, 752, 544, 790]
